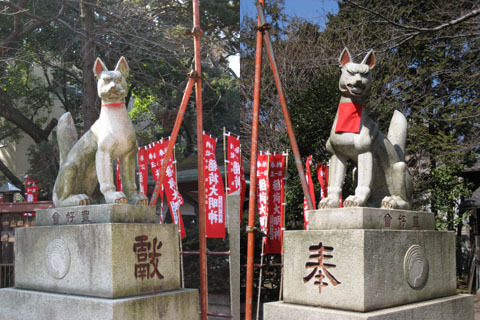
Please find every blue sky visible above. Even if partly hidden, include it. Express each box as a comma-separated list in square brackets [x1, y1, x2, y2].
[231, 1, 339, 76]
[241, 0, 339, 28]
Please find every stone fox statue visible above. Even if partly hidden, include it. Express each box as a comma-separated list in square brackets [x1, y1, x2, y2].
[319, 48, 413, 210]
[53, 57, 148, 207]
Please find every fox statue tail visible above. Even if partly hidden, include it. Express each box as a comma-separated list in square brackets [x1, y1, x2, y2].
[387, 110, 408, 162]
[57, 112, 78, 165]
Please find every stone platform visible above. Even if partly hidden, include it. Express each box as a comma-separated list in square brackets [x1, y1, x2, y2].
[0, 288, 199, 320]
[283, 229, 456, 312]
[264, 294, 473, 320]
[308, 207, 434, 230]
[36, 204, 156, 226]
[14, 223, 180, 298]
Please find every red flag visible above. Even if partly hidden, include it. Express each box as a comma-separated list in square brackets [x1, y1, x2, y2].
[204, 133, 226, 238]
[157, 138, 186, 238]
[116, 159, 123, 192]
[315, 163, 342, 207]
[227, 134, 246, 220]
[264, 153, 285, 254]
[147, 143, 164, 221]
[137, 147, 149, 196]
[256, 153, 270, 234]
[25, 176, 38, 202]
[316, 163, 328, 200]
[240, 153, 246, 221]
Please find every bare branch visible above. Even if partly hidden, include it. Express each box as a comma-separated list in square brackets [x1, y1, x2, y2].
[345, 0, 480, 34]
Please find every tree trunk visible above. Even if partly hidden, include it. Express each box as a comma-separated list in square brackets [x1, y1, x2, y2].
[0, 90, 56, 143]
[0, 159, 26, 194]
[80, 1, 99, 131]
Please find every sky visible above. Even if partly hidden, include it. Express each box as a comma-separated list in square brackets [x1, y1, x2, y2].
[241, 0, 339, 27]
[230, 0, 339, 77]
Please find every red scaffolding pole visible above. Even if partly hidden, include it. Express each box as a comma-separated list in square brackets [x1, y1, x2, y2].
[244, 0, 264, 318]
[148, 0, 208, 318]
[244, 2, 315, 319]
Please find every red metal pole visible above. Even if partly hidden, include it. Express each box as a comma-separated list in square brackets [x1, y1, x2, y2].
[245, 1, 264, 319]
[149, 76, 195, 206]
[192, 0, 208, 319]
[255, 2, 314, 210]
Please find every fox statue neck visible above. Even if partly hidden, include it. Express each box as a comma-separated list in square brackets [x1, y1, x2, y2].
[339, 94, 367, 106]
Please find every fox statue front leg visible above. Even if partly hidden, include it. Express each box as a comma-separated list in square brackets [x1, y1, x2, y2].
[319, 153, 346, 208]
[344, 151, 372, 207]
[96, 147, 128, 204]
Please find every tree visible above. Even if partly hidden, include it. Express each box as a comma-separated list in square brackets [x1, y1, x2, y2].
[0, 0, 239, 196]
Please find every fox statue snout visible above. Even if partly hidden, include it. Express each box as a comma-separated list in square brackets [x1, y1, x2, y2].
[319, 48, 413, 210]
[53, 56, 148, 207]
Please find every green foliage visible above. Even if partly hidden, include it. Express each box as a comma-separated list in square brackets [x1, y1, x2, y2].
[429, 164, 473, 230]
[25, 140, 59, 200]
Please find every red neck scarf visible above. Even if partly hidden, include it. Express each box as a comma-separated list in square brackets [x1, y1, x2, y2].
[101, 102, 125, 107]
[335, 102, 365, 133]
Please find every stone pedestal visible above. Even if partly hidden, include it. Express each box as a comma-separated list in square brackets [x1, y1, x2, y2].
[264, 295, 474, 320]
[0, 204, 199, 320]
[264, 208, 473, 320]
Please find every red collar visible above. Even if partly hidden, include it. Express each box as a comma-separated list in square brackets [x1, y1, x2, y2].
[335, 102, 365, 133]
[101, 102, 125, 107]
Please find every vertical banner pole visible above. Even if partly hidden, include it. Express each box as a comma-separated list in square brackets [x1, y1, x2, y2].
[255, 2, 314, 211]
[192, 0, 208, 318]
[256, 238, 266, 320]
[175, 146, 185, 289]
[245, 1, 264, 319]
[223, 127, 229, 229]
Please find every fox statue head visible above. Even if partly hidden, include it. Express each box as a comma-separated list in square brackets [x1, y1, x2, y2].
[93, 56, 129, 104]
[338, 48, 375, 99]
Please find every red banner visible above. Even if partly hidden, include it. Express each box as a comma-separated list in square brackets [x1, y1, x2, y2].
[137, 147, 149, 196]
[204, 133, 226, 238]
[256, 153, 270, 234]
[316, 163, 342, 207]
[157, 138, 186, 238]
[316, 163, 328, 200]
[25, 176, 38, 203]
[264, 153, 285, 254]
[116, 159, 123, 192]
[147, 143, 164, 221]
[303, 155, 316, 230]
[226, 134, 246, 220]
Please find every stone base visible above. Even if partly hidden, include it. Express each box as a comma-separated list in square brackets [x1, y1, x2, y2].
[0, 288, 199, 320]
[283, 229, 456, 311]
[15, 223, 180, 298]
[264, 295, 474, 320]
[308, 207, 434, 230]
[36, 204, 156, 226]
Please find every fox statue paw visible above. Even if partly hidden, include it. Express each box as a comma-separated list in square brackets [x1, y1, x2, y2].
[318, 197, 340, 209]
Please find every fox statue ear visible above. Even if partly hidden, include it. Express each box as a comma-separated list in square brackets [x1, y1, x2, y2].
[339, 47, 352, 67]
[115, 56, 129, 78]
[361, 50, 375, 69]
[93, 58, 108, 79]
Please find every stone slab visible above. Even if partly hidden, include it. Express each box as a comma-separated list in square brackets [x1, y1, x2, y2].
[14, 223, 180, 298]
[0, 288, 199, 320]
[283, 229, 456, 312]
[227, 192, 241, 320]
[36, 204, 156, 226]
[264, 295, 473, 320]
[308, 207, 434, 230]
